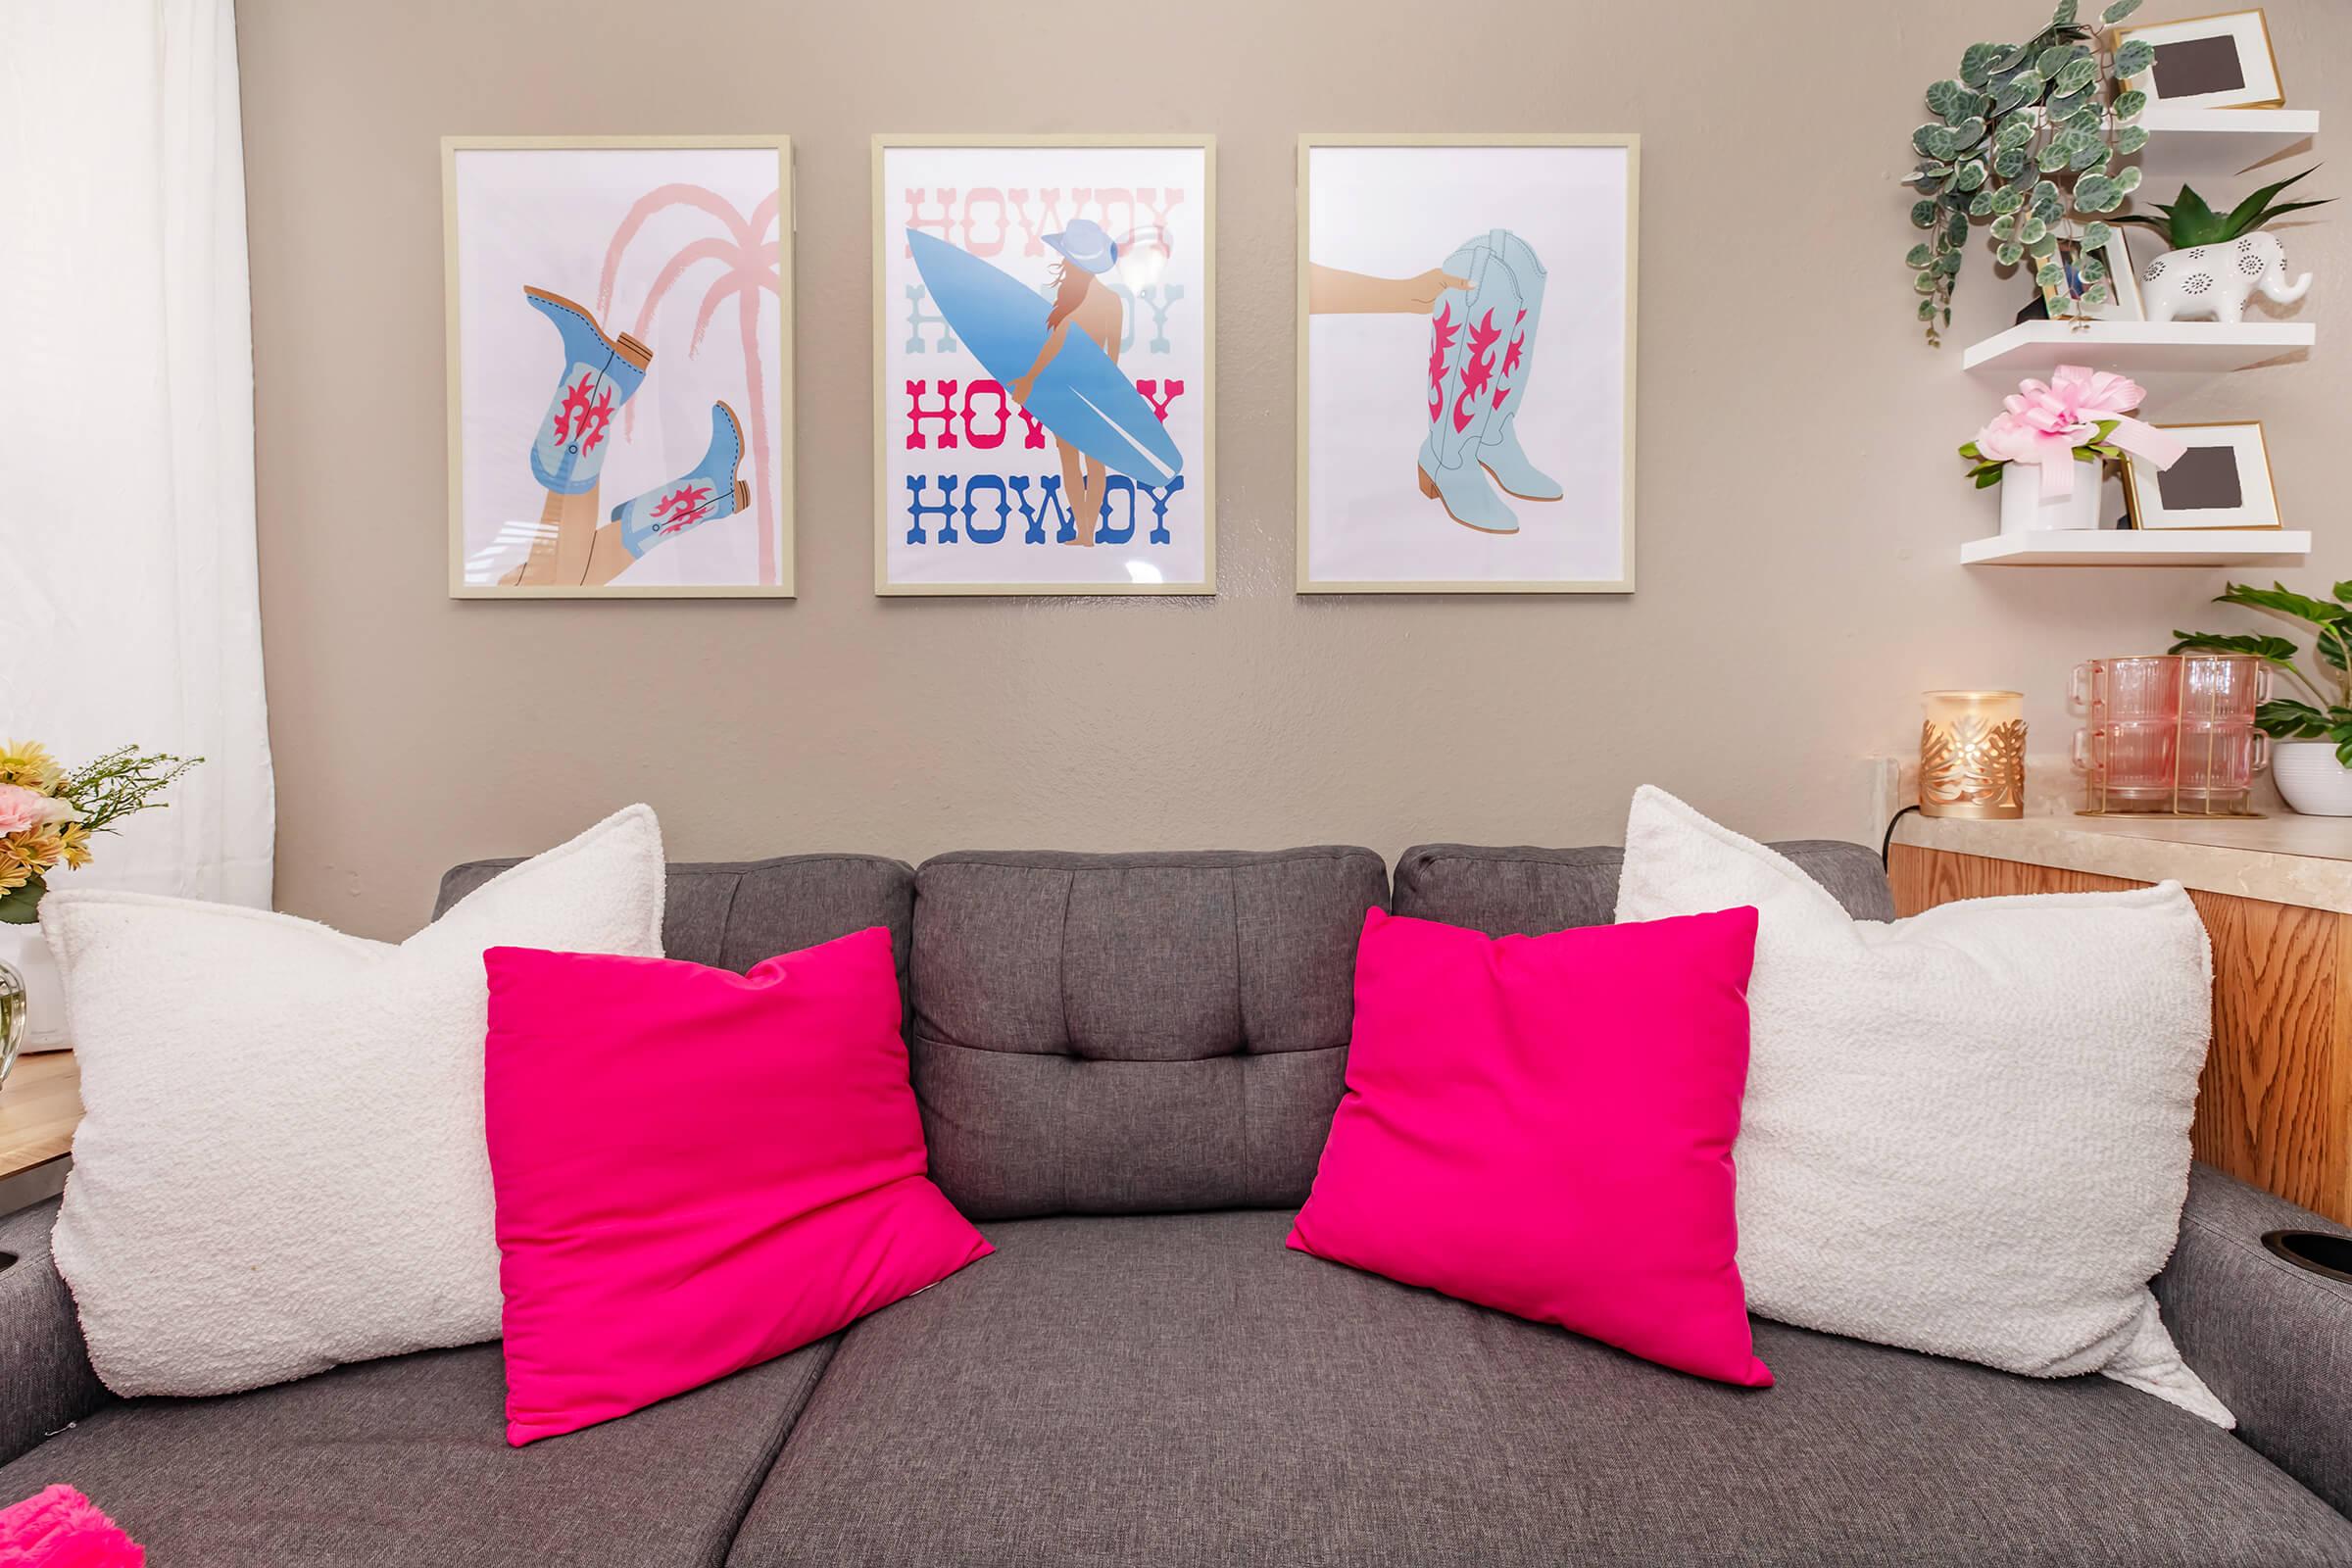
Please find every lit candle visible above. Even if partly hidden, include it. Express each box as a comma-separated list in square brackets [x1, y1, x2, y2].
[1920, 690, 2026, 819]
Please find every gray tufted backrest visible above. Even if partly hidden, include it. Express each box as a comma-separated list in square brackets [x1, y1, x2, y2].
[433, 853, 918, 999]
[906, 848, 1389, 1220]
[1392, 840, 1896, 933]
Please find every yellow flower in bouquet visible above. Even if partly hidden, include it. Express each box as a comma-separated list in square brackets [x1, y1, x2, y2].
[0, 741, 61, 791]
[0, 740, 198, 924]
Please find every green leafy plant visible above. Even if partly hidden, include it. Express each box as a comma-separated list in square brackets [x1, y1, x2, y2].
[2172, 582, 2352, 763]
[2108, 167, 2330, 251]
[1905, 0, 2155, 345]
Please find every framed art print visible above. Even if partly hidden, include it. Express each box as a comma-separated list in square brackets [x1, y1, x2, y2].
[2123, 422, 2281, 530]
[873, 135, 1214, 596]
[444, 136, 793, 598]
[1298, 135, 1638, 594]
[2113, 10, 2283, 110]
[2042, 225, 2144, 321]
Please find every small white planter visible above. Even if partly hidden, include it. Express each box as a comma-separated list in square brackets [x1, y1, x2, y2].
[1999, 458, 2104, 535]
[0, 923, 67, 1050]
[2273, 740, 2352, 816]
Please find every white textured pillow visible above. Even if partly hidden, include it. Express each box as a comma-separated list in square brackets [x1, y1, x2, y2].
[1614, 786, 2230, 1426]
[45, 805, 665, 1397]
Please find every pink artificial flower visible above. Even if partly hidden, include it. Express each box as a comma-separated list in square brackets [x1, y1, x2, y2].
[1971, 364, 2184, 498]
[0, 783, 48, 836]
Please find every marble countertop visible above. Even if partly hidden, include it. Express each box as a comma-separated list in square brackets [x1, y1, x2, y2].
[1893, 810, 2352, 913]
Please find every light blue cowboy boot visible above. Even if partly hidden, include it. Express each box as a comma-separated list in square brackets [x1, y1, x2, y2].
[609, 402, 748, 558]
[1416, 237, 1523, 533]
[1473, 230, 1561, 502]
[525, 286, 652, 496]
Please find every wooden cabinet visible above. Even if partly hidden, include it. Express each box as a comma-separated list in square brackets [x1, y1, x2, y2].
[1890, 819, 2352, 1224]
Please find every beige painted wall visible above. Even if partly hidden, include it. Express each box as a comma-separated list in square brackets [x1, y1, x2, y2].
[236, 0, 2350, 939]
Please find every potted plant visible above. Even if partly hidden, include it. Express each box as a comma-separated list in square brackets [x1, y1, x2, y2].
[2174, 583, 2352, 815]
[1960, 364, 2181, 533]
[0, 740, 196, 1078]
[2109, 170, 2328, 323]
[1903, 0, 2157, 346]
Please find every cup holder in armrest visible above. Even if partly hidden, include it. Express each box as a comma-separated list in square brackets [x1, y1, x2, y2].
[2263, 1230, 2352, 1285]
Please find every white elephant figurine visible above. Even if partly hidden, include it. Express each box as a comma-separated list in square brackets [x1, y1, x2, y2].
[2140, 231, 2312, 323]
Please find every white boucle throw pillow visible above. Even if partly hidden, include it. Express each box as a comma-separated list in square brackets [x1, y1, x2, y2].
[44, 805, 664, 1397]
[1614, 786, 2230, 1426]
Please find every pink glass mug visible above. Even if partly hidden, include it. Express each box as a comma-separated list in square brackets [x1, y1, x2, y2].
[2074, 719, 2269, 805]
[2071, 655, 2269, 723]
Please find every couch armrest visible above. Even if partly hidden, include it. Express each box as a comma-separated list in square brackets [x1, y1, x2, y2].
[0, 1199, 107, 1465]
[2156, 1163, 2352, 1515]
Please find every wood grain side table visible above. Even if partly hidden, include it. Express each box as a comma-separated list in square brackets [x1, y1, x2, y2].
[1890, 811, 2352, 1224]
[0, 1051, 81, 1216]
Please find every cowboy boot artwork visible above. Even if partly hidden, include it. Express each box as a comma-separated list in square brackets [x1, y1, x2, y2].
[1416, 229, 1559, 532]
[580, 402, 749, 588]
[506, 286, 652, 586]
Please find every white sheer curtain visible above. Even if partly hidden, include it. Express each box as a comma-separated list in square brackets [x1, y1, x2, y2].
[0, 0, 273, 906]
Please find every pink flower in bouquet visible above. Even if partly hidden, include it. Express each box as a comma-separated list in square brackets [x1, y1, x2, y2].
[1969, 365, 2183, 498]
[0, 783, 51, 836]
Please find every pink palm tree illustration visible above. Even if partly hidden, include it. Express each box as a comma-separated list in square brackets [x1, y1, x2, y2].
[597, 184, 782, 584]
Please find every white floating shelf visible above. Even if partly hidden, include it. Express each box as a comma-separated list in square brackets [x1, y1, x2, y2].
[1962, 320, 2315, 378]
[2133, 105, 2321, 178]
[1962, 529, 2311, 567]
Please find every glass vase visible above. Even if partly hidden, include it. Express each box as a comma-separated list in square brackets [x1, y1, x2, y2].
[0, 955, 23, 1089]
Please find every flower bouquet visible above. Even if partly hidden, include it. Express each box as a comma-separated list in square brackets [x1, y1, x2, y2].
[0, 741, 198, 923]
[0, 741, 197, 1074]
[1958, 365, 2183, 533]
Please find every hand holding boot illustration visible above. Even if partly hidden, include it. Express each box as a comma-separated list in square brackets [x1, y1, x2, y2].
[1310, 230, 1562, 536]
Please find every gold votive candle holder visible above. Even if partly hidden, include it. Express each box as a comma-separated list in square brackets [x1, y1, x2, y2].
[1920, 690, 2026, 820]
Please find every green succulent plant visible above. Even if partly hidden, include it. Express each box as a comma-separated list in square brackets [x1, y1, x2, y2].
[2173, 582, 2352, 763]
[1904, 0, 2154, 345]
[2108, 167, 2331, 251]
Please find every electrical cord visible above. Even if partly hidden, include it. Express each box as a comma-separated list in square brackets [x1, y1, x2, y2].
[1881, 805, 1921, 868]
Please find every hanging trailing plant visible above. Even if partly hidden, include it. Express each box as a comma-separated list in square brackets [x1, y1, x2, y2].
[1905, 0, 2156, 346]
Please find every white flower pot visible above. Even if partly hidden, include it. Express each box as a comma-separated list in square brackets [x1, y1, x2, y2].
[1999, 458, 2103, 535]
[0, 923, 68, 1050]
[2272, 740, 2352, 816]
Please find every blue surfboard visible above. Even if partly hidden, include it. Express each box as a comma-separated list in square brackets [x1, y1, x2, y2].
[906, 229, 1184, 487]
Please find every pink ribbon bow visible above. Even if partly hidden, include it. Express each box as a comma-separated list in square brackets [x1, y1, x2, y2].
[1973, 365, 2186, 497]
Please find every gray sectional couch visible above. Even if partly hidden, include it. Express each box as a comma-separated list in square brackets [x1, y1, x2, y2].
[4, 840, 2351, 1565]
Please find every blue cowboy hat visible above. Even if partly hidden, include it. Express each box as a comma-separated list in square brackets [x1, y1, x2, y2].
[1043, 218, 1119, 274]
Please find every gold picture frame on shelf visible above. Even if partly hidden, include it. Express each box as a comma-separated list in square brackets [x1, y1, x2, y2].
[2122, 421, 2281, 531]
[2110, 9, 2285, 111]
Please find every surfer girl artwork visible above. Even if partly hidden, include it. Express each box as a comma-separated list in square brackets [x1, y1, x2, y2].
[874, 137, 1214, 595]
[444, 136, 793, 598]
[1296, 136, 1638, 594]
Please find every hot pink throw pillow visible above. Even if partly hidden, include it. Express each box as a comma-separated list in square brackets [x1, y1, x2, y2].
[484, 928, 991, 1445]
[1288, 906, 1772, 1388]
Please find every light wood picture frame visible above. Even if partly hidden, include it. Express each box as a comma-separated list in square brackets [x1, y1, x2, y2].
[2123, 421, 2282, 530]
[2042, 224, 2144, 321]
[871, 134, 1216, 597]
[1296, 133, 1639, 595]
[443, 135, 795, 599]
[2112, 9, 2285, 111]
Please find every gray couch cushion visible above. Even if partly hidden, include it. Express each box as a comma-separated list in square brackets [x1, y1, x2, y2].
[1395, 839, 1896, 932]
[0, 1339, 835, 1568]
[436, 853, 915, 989]
[0, 1199, 107, 1466]
[910, 849, 1388, 1219]
[727, 1210, 2352, 1568]
[2158, 1165, 2352, 1517]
